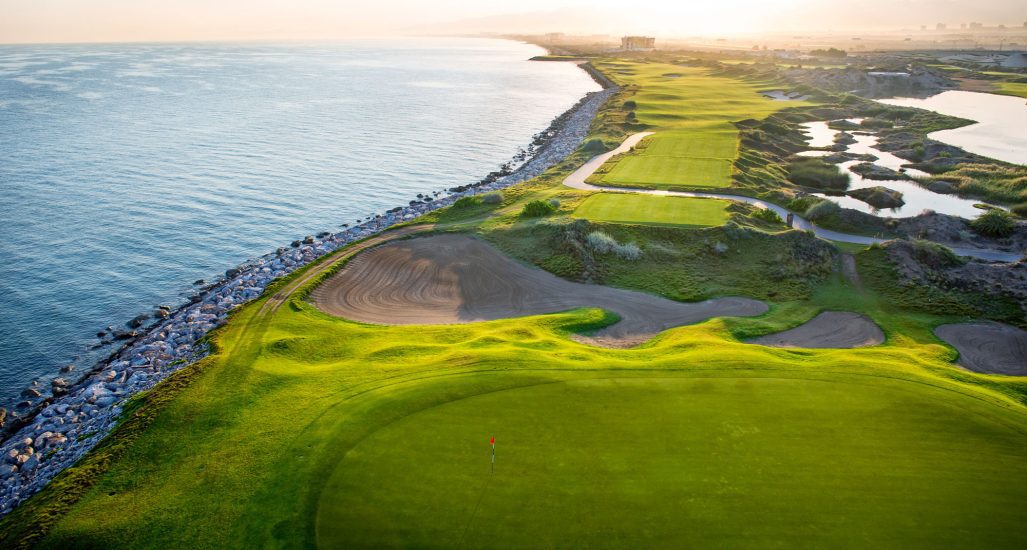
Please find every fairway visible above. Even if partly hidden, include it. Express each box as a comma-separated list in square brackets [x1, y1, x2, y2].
[318, 375, 1027, 548]
[573, 193, 731, 227]
[591, 62, 809, 189]
[996, 82, 1027, 99]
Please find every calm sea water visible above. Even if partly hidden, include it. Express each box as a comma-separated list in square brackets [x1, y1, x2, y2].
[0, 38, 599, 407]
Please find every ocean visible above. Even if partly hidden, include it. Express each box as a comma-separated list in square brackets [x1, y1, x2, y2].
[0, 38, 599, 408]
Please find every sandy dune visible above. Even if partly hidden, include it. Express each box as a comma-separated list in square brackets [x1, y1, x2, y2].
[935, 322, 1027, 376]
[748, 311, 884, 349]
[311, 234, 767, 344]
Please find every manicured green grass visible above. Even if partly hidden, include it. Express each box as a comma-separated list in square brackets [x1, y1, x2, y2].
[606, 156, 733, 188]
[573, 193, 730, 228]
[640, 130, 738, 158]
[320, 375, 1027, 548]
[590, 62, 810, 189]
[598, 131, 737, 188]
[995, 82, 1027, 99]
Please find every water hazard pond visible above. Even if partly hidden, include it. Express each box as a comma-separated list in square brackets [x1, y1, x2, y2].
[799, 121, 989, 219]
[797, 90, 1027, 218]
[879, 90, 1027, 166]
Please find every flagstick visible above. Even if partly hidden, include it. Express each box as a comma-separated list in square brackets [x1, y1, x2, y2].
[490, 436, 495, 474]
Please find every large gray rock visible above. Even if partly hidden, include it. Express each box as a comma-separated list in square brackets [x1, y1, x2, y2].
[20, 455, 38, 473]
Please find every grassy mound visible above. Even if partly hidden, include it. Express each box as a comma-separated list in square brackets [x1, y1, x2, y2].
[787, 158, 850, 191]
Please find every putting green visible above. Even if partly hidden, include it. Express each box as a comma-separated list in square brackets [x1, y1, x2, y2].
[573, 193, 731, 228]
[317, 375, 1027, 548]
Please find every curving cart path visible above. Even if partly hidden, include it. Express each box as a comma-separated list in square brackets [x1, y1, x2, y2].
[565, 132, 1022, 262]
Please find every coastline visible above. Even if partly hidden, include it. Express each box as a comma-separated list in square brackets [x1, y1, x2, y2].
[0, 60, 616, 516]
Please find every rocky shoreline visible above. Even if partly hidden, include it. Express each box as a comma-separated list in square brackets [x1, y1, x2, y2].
[0, 65, 617, 517]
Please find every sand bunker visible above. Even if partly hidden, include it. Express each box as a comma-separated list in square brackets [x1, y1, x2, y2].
[935, 322, 1027, 376]
[311, 234, 767, 344]
[748, 311, 884, 349]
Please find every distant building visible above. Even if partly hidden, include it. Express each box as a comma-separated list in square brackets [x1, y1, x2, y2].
[621, 36, 656, 51]
[936, 23, 947, 30]
[970, 22, 983, 29]
[543, 33, 565, 44]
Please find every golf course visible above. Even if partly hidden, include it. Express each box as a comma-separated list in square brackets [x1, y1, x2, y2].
[3, 54, 1027, 550]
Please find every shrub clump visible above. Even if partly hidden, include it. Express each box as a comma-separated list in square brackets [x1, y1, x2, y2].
[585, 231, 642, 260]
[481, 192, 503, 205]
[521, 199, 558, 218]
[786, 195, 822, 213]
[751, 207, 783, 224]
[970, 208, 1015, 237]
[805, 200, 841, 221]
[452, 196, 479, 208]
[787, 158, 850, 191]
[859, 118, 893, 129]
[910, 239, 965, 269]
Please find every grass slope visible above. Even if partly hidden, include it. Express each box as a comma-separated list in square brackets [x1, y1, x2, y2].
[572, 193, 730, 228]
[589, 62, 809, 189]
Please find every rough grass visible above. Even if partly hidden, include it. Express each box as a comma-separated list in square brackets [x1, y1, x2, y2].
[572, 193, 731, 228]
[923, 163, 1027, 205]
[787, 157, 850, 191]
[484, 218, 835, 303]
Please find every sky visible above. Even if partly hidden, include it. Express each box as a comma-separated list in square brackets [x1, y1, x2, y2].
[1, 0, 1025, 44]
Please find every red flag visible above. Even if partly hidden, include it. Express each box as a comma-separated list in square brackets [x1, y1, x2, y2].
[490, 436, 495, 445]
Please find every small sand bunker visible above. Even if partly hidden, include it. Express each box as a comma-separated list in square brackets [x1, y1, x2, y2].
[748, 311, 884, 349]
[762, 90, 812, 101]
[935, 322, 1027, 376]
[311, 234, 767, 345]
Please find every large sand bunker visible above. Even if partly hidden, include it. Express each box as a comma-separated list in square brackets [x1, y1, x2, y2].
[935, 322, 1027, 376]
[748, 311, 884, 349]
[311, 234, 767, 344]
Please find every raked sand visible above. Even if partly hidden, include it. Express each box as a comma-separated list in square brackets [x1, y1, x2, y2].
[748, 311, 885, 349]
[311, 234, 767, 346]
[935, 322, 1027, 376]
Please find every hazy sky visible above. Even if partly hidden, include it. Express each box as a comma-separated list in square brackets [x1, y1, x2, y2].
[2, 0, 1025, 44]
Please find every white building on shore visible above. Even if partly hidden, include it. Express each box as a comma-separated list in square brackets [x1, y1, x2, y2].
[621, 36, 655, 51]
